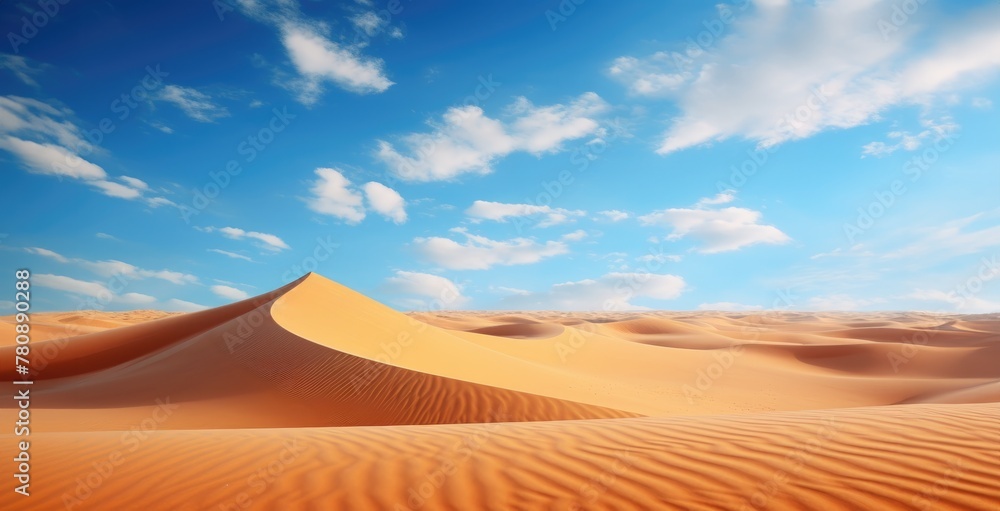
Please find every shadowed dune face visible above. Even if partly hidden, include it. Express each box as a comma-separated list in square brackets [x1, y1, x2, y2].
[0, 273, 998, 510]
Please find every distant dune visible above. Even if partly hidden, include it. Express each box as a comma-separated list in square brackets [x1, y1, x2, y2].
[1, 273, 998, 510]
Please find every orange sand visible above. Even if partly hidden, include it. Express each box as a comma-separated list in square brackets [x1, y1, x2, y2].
[1, 273, 997, 510]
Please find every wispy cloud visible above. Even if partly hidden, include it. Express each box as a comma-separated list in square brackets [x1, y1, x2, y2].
[201, 226, 291, 252]
[415, 228, 569, 270]
[154, 85, 230, 122]
[500, 272, 686, 310]
[465, 201, 584, 228]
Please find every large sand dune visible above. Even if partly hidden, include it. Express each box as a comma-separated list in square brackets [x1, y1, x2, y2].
[1, 273, 998, 510]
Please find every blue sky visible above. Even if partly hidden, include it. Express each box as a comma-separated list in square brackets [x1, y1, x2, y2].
[2, 0, 999, 313]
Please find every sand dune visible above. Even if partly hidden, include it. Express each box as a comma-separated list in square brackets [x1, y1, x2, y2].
[1, 273, 998, 510]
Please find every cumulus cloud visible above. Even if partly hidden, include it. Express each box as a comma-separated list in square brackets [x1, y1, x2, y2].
[304, 168, 407, 224]
[202, 226, 291, 251]
[609, 2, 1000, 154]
[377, 92, 608, 182]
[363, 181, 407, 224]
[154, 85, 229, 122]
[414, 228, 569, 270]
[383, 271, 469, 309]
[305, 168, 366, 223]
[500, 273, 686, 310]
[639, 192, 789, 253]
[465, 200, 584, 228]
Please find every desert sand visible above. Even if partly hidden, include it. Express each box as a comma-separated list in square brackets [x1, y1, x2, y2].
[1, 272, 997, 510]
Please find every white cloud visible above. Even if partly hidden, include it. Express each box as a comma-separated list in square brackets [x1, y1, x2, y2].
[305, 168, 366, 224]
[383, 271, 469, 308]
[0, 54, 42, 86]
[280, 22, 393, 100]
[597, 210, 629, 222]
[971, 97, 993, 109]
[89, 179, 143, 199]
[698, 302, 764, 311]
[154, 85, 229, 122]
[118, 292, 157, 305]
[26, 246, 198, 284]
[611, 2, 1000, 154]
[561, 229, 588, 242]
[208, 248, 253, 262]
[77, 259, 137, 278]
[164, 298, 208, 312]
[119, 175, 150, 191]
[350, 12, 385, 36]
[465, 200, 584, 227]
[885, 213, 1000, 260]
[34, 274, 110, 299]
[363, 181, 407, 224]
[607, 53, 689, 96]
[639, 193, 789, 253]
[204, 226, 291, 251]
[637, 253, 682, 264]
[138, 269, 199, 285]
[25, 247, 68, 263]
[806, 294, 882, 311]
[211, 285, 250, 301]
[0, 136, 106, 179]
[907, 289, 1000, 314]
[95, 232, 118, 240]
[0, 96, 167, 202]
[237, 0, 393, 101]
[695, 190, 735, 207]
[501, 273, 686, 311]
[414, 228, 568, 270]
[861, 118, 958, 157]
[377, 93, 608, 182]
